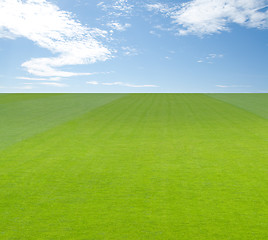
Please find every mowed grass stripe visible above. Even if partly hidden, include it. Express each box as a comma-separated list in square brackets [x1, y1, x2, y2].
[0, 94, 267, 239]
[0, 93, 63, 104]
[206, 93, 268, 119]
[0, 93, 127, 150]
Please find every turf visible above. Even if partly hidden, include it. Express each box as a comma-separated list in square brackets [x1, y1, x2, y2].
[0, 93, 267, 239]
[0, 93, 125, 150]
[206, 93, 268, 119]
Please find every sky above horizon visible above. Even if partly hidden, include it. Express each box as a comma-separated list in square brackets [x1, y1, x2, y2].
[0, 0, 268, 93]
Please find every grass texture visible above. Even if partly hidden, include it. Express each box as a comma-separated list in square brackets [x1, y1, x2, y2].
[0, 93, 267, 239]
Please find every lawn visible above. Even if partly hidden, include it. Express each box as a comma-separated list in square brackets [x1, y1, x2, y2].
[0, 93, 267, 239]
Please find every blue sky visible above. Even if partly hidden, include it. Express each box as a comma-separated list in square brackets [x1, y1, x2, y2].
[0, 0, 267, 93]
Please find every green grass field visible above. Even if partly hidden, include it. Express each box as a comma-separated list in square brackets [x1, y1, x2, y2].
[0, 93, 267, 239]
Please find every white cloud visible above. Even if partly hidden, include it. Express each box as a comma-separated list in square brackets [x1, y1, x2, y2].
[98, 0, 133, 16]
[22, 81, 67, 87]
[122, 46, 139, 56]
[86, 81, 159, 88]
[113, 0, 133, 13]
[50, 77, 62, 81]
[102, 82, 158, 87]
[0, 28, 17, 39]
[197, 53, 224, 63]
[87, 81, 99, 85]
[0, 0, 111, 77]
[147, 3, 174, 13]
[107, 22, 131, 31]
[147, 0, 268, 36]
[39, 82, 68, 87]
[16, 76, 62, 81]
[207, 54, 217, 59]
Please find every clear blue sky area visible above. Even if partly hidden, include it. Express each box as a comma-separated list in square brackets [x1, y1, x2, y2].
[0, 0, 267, 93]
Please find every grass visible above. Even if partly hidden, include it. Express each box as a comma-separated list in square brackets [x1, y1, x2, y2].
[206, 93, 268, 119]
[0, 93, 267, 239]
[0, 94, 125, 150]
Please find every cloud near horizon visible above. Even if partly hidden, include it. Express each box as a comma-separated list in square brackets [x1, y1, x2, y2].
[0, 0, 112, 77]
[22, 81, 67, 87]
[216, 84, 251, 88]
[87, 81, 159, 88]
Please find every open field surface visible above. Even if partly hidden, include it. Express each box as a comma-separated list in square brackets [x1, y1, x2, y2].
[0, 93, 267, 239]
[207, 93, 268, 119]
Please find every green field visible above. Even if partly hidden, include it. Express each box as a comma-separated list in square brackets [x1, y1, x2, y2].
[0, 93, 267, 239]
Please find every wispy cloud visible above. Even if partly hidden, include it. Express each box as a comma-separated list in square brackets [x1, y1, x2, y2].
[197, 53, 224, 63]
[16, 76, 62, 81]
[147, 0, 268, 36]
[98, 0, 133, 16]
[147, 3, 174, 13]
[86, 81, 159, 88]
[0, 0, 111, 77]
[87, 81, 99, 85]
[216, 85, 251, 88]
[149, 30, 161, 37]
[122, 46, 139, 56]
[39, 82, 68, 87]
[107, 22, 131, 31]
[154, 24, 175, 32]
[22, 82, 68, 87]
